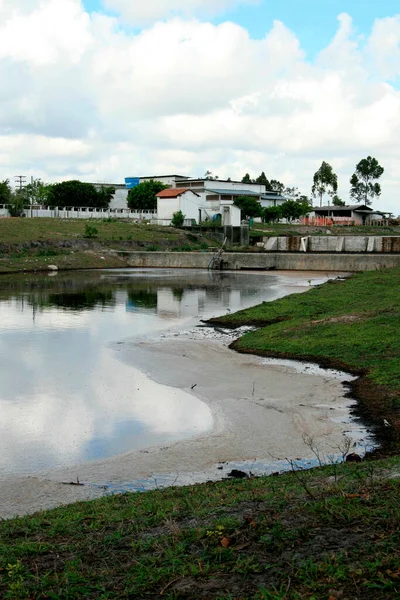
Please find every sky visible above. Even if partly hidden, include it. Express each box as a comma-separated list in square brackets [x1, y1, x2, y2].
[0, 1, 399, 213]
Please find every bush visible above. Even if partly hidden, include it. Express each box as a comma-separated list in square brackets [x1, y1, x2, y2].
[83, 223, 98, 238]
[171, 210, 185, 227]
[7, 194, 26, 217]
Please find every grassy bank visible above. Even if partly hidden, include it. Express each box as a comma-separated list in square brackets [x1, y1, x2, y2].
[1, 459, 400, 598]
[207, 267, 400, 452]
[0, 218, 217, 273]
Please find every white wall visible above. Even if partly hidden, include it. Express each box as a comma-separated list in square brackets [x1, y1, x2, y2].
[157, 192, 202, 222]
[204, 180, 266, 194]
[157, 197, 180, 220]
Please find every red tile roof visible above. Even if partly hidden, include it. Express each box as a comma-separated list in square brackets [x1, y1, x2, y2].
[156, 188, 198, 198]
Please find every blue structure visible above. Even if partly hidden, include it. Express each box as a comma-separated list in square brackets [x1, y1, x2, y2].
[125, 177, 140, 189]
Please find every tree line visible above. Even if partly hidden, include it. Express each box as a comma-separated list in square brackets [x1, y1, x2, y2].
[0, 180, 116, 216]
[0, 155, 384, 217]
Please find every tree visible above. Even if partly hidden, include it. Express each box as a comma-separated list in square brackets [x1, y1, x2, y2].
[204, 170, 218, 180]
[241, 173, 253, 184]
[332, 195, 345, 206]
[284, 186, 301, 201]
[350, 156, 384, 206]
[127, 180, 167, 211]
[233, 195, 262, 219]
[312, 161, 338, 207]
[46, 180, 113, 209]
[25, 179, 52, 205]
[262, 205, 282, 223]
[255, 172, 271, 188]
[0, 179, 12, 204]
[7, 191, 26, 217]
[270, 180, 285, 195]
[281, 198, 311, 221]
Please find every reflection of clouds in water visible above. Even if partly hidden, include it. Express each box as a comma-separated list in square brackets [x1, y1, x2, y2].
[0, 349, 213, 477]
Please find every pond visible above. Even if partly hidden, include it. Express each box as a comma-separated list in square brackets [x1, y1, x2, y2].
[0, 268, 367, 487]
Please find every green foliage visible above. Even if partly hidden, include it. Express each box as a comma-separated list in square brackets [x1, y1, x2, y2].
[204, 170, 219, 180]
[171, 210, 185, 227]
[312, 161, 338, 207]
[0, 179, 12, 204]
[127, 180, 167, 211]
[280, 198, 311, 221]
[241, 172, 252, 184]
[262, 205, 282, 223]
[25, 179, 52, 205]
[332, 195, 346, 206]
[234, 195, 262, 219]
[269, 179, 285, 194]
[83, 224, 98, 238]
[46, 180, 112, 209]
[350, 156, 384, 206]
[8, 193, 26, 217]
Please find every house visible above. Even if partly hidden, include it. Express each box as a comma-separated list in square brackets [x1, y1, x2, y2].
[155, 177, 286, 225]
[310, 204, 382, 225]
[156, 188, 204, 224]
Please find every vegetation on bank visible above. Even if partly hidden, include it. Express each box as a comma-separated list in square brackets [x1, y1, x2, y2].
[207, 267, 400, 452]
[1, 459, 400, 598]
[0, 218, 216, 273]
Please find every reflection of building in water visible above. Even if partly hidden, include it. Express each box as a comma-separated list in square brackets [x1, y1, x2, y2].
[157, 288, 206, 318]
[156, 285, 260, 319]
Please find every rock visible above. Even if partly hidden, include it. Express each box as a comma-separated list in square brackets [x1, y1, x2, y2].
[48, 264, 58, 271]
[346, 453, 362, 463]
[227, 469, 248, 479]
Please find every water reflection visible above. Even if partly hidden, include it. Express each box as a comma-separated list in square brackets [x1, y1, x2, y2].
[0, 268, 330, 478]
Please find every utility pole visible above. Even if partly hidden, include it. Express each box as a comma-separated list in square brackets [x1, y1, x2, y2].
[14, 175, 27, 192]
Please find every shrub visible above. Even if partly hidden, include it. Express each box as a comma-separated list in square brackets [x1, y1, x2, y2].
[171, 210, 185, 227]
[83, 223, 98, 238]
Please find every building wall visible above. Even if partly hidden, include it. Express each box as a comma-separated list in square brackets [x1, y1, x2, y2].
[157, 197, 180, 220]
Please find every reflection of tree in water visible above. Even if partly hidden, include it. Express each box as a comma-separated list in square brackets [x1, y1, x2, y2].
[127, 289, 157, 310]
[45, 290, 115, 311]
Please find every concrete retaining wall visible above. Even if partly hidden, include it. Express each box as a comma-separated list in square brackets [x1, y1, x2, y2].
[115, 251, 400, 272]
[261, 236, 400, 253]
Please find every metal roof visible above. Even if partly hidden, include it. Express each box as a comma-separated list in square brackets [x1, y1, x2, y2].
[315, 204, 373, 212]
[206, 188, 260, 196]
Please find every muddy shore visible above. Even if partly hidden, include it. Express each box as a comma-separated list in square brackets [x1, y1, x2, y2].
[0, 331, 370, 519]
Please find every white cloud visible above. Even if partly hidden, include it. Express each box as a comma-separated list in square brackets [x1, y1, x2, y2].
[0, 2, 399, 213]
[102, 0, 259, 25]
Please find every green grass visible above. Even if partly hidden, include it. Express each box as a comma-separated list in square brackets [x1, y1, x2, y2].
[208, 267, 400, 451]
[0, 218, 216, 273]
[1, 459, 400, 598]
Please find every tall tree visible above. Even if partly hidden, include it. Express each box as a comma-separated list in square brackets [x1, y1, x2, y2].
[269, 180, 285, 195]
[0, 179, 12, 204]
[332, 195, 345, 206]
[255, 172, 271, 188]
[241, 173, 253, 184]
[312, 161, 338, 207]
[127, 180, 167, 211]
[350, 156, 384, 206]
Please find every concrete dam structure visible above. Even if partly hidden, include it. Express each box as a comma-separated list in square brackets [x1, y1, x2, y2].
[115, 236, 400, 272]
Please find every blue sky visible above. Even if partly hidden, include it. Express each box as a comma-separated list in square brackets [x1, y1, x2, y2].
[83, 0, 400, 57]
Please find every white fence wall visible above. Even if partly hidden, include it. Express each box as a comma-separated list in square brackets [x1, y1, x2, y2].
[0, 205, 157, 220]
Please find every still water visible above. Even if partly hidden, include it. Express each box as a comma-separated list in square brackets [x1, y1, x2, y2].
[0, 268, 335, 479]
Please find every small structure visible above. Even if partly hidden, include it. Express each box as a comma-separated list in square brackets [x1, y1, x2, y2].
[156, 188, 202, 224]
[306, 204, 382, 226]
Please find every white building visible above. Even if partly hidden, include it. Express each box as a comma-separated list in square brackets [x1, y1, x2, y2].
[155, 177, 286, 226]
[101, 175, 286, 223]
